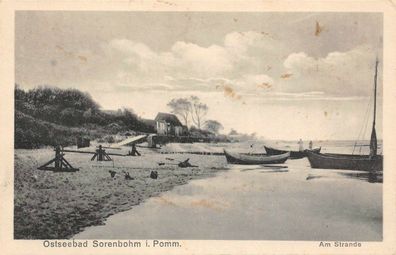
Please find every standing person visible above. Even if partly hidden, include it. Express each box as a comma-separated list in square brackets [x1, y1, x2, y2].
[298, 139, 304, 151]
[309, 141, 313, 150]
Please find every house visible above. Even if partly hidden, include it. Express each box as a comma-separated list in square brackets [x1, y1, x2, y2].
[141, 112, 187, 136]
[154, 112, 185, 136]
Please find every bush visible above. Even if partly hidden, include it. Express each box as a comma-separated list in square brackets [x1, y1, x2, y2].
[103, 135, 115, 144]
[14, 111, 106, 149]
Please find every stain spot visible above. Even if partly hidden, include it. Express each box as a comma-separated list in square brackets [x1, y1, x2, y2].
[260, 31, 276, 40]
[223, 85, 241, 100]
[387, 0, 396, 10]
[233, 18, 238, 22]
[190, 199, 229, 212]
[155, 197, 177, 207]
[156, 0, 176, 6]
[56, 45, 88, 63]
[280, 73, 293, 79]
[50, 59, 57, 67]
[266, 65, 272, 71]
[324, 111, 328, 117]
[78, 55, 88, 62]
[216, 83, 242, 101]
[256, 82, 272, 89]
[315, 21, 324, 36]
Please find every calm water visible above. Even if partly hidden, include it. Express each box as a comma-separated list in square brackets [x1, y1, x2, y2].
[75, 146, 382, 240]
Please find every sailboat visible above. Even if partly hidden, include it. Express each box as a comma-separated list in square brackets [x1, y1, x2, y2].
[306, 59, 383, 172]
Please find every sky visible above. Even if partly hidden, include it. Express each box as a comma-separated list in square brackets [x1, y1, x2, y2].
[15, 11, 383, 140]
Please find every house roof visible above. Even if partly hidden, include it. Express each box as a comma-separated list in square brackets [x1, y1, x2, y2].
[155, 112, 182, 126]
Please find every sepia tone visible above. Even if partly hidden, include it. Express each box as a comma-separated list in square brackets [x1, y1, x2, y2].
[1, 2, 396, 254]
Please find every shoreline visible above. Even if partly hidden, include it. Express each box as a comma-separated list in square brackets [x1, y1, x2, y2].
[14, 147, 228, 239]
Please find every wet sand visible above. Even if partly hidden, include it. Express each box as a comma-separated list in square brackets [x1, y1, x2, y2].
[14, 146, 228, 239]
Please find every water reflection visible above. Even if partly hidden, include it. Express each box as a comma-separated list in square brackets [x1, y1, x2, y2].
[261, 165, 288, 169]
[338, 171, 383, 183]
[239, 165, 288, 172]
[306, 170, 383, 183]
[305, 175, 324, 180]
[239, 166, 265, 172]
[259, 165, 289, 173]
[259, 169, 289, 173]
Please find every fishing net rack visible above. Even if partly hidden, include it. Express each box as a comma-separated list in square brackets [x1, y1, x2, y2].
[37, 145, 127, 172]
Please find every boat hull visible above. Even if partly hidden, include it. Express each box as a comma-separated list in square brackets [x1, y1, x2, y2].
[306, 151, 383, 172]
[224, 149, 290, 165]
[264, 146, 321, 159]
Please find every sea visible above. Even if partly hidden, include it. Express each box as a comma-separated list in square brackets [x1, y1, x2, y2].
[74, 140, 383, 241]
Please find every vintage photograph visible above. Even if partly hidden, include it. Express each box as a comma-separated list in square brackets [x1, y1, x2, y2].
[14, 11, 383, 241]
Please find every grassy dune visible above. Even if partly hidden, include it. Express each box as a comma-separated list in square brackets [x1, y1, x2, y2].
[14, 146, 228, 239]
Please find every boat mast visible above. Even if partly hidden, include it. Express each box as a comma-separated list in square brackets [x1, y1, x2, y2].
[369, 58, 379, 158]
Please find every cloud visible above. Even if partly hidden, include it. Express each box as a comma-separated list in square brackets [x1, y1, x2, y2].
[224, 31, 278, 55]
[104, 33, 379, 99]
[280, 44, 379, 96]
[170, 41, 232, 77]
[108, 38, 234, 80]
[109, 39, 156, 59]
[105, 31, 284, 92]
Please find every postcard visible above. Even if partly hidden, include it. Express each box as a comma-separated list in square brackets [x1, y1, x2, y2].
[1, 0, 396, 254]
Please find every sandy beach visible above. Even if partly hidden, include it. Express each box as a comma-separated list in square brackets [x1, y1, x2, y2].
[14, 145, 228, 239]
[14, 141, 382, 240]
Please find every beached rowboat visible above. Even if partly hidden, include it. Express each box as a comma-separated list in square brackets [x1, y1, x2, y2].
[306, 151, 383, 172]
[223, 149, 290, 165]
[264, 146, 321, 159]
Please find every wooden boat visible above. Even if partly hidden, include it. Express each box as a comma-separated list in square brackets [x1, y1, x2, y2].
[306, 151, 382, 171]
[264, 146, 321, 159]
[306, 58, 383, 172]
[224, 149, 290, 165]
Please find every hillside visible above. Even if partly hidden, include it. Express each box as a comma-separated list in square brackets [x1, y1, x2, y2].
[15, 86, 155, 148]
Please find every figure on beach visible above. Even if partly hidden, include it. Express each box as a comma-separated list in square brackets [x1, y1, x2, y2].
[129, 143, 141, 156]
[124, 171, 134, 180]
[298, 139, 304, 151]
[150, 170, 158, 179]
[109, 170, 117, 178]
[178, 158, 198, 168]
[309, 141, 313, 150]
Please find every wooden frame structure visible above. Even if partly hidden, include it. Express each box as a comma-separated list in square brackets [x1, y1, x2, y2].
[37, 146, 79, 172]
[61, 145, 125, 161]
[37, 145, 127, 172]
[91, 145, 113, 161]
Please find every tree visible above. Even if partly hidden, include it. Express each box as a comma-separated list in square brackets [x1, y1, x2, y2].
[167, 98, 191, 127]
[190, 96, 208, 129]
[229, 129, 238, 135]
[204, 120, 223, 134]
[59, 108, 81, 126]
